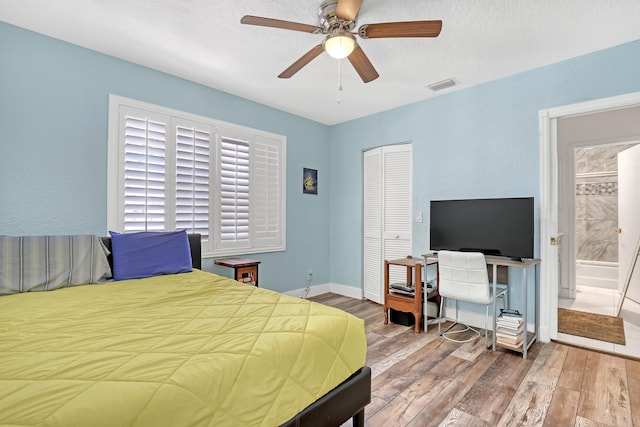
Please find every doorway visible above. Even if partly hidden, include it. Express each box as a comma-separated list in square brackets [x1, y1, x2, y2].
[539, 92, 640, 358]
[558, 142, 638, 318]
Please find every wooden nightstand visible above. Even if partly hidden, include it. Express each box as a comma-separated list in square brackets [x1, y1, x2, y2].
[383, 256, 426, 333]
[214, 258, 261, 287]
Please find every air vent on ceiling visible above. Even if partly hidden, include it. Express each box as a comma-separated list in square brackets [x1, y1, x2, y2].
[427, 78, 456, 92]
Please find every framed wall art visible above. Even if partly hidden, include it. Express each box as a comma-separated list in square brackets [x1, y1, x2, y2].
[303, 168, 318, 195]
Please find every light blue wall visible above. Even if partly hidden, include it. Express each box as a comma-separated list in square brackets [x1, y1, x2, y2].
[328, 39, 640, 289]
[2, 20, 640, 297]
[0, 22, 330, 293]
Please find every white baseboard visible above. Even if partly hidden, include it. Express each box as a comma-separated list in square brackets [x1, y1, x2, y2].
[283, 283, 363, 300]
[329, 283, 364, 299]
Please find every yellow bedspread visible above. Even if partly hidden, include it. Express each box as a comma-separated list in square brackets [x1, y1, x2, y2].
[0, 270, 366, 427]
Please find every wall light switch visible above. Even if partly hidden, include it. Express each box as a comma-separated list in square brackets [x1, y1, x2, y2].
[416, 210, 423, 223]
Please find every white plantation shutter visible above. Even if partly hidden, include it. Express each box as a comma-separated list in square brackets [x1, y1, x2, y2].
[123, 115, 167, 231]
[175, 124, 211, 242]
[219, 137, 250, 246]
[108, 95, 286, 256]
[215, 133, 284, 252]
[252, 135, 282, 247]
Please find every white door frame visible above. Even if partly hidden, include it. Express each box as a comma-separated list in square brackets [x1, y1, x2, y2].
[539, 91, 640, 342]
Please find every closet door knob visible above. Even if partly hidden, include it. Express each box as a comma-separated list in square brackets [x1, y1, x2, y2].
[616, 227, 622, 234]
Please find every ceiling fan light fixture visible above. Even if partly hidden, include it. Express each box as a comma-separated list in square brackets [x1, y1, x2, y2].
[324, 29, 355, 59]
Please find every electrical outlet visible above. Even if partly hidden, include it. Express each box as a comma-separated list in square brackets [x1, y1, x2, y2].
[306, 270, 313, 281]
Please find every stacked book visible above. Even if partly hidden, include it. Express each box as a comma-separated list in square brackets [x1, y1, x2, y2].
[496, 308, 524, 350]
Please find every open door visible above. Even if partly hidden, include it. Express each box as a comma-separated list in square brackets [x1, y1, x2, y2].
[539, 92, 640, 343]
[617, 143, 640, 308]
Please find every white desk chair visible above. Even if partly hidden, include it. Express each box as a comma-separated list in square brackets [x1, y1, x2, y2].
[437, 250, 508, 347]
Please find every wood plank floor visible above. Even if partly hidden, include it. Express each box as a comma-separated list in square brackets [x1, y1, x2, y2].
[310, 293, 640, 427]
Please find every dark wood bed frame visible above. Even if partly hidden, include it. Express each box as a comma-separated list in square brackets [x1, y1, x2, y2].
[101, 233, 371, 426]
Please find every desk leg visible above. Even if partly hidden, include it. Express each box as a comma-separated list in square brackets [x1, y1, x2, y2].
[383, 261, 389, 325]
[492, 264, 497, 351]
[523, 266, 528, 359]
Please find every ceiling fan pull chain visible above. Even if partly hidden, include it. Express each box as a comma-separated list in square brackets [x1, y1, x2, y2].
[337, 60, 343, 104]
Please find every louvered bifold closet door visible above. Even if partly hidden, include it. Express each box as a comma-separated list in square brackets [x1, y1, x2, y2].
[175, 121, 211, 242]
[382, 145, 413, 287]
[123, 115, 167, 232]
[218, 136, 251, 250]
[363, 149, 383, 303]
[362, 144, 412, 303]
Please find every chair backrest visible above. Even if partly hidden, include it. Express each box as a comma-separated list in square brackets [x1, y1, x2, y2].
[437, 250, 491, 304]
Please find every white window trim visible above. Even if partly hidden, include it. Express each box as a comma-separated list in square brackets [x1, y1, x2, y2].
[107, 94, 287, 257]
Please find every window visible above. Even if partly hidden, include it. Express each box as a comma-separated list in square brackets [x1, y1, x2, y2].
[107, 95, 286, 256]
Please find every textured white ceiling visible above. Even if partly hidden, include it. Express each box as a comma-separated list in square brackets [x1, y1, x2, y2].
[3, 0, 640, 125]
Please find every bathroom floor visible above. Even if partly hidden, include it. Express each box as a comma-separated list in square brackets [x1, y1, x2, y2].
[559, 285, 640, 358]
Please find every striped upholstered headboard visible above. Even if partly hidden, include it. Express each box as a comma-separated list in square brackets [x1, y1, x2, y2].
[100, 233, 202, 271]
[0, 235, 113, 295]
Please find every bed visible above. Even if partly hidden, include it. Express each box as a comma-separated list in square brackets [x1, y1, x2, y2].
[0, 233, 370, 426]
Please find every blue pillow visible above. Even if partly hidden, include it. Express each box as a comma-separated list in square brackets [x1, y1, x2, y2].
[109, 230, 193, 281]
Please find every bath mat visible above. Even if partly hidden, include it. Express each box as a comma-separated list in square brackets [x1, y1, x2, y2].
[558, 308, 626, 345]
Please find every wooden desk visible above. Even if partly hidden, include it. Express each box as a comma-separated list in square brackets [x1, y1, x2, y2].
[214, 258, 261, 287]
[424, 253, 540, 359]
[383, 256, 425, 333]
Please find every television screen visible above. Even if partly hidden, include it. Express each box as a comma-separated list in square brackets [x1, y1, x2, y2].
[429, 197, 534, 260]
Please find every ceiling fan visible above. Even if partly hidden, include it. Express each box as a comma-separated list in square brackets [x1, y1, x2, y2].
[241, 0, 442, 83]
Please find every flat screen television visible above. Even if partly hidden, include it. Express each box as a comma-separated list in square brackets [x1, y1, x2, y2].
[429, 197, 534, 260]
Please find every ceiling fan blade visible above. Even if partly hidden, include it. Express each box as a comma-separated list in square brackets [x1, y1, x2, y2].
[336, 0, 363, 22]
[359, 20, 442, 38]
[241, 15, 322, 34]
[278, 44, 324, 79]
[347, 46, 379, 83]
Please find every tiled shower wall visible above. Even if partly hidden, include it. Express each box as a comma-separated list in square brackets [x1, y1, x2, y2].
[575, 144, 637, 262]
